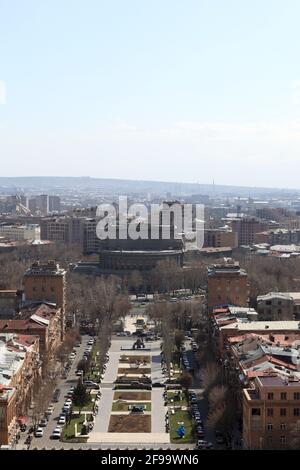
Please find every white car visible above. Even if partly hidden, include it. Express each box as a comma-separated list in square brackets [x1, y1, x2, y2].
[51, 427, 62, 439]
[62, 403, 71, 412]
[45, 405, 54, 415]
[64, 398, 72, 405]
[58, 415, 66, 425]
[34, 427, 44, 438]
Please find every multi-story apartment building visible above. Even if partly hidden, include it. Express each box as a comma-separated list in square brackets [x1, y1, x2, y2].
[231, 217, 267, 246]
[23, 261, 66, 312]
[40, 216, 99, 253]
[243, 374, 300, 449]
[0, 385, 16, 446]
[0, 303, 64, 357]
[0, 290, 22, 319]
[207, 259, 249, 310]
[0, 224, 40, 241]
[257, 293, 295, 320]
[0, 333, 41, 446]
[204, 229, 238, 249]
[48, 195, 61, 212]
[257, 292, 300, 321]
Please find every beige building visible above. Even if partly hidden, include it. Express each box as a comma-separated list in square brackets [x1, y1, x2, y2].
[23, 261, 66, 312]
[0, 224, 40, 241]
[243, 374, 300, 449]
[207, 259, 249, 310]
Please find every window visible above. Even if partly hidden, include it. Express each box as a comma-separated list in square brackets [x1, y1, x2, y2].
[281, 392, 287, 400]
[267, 408, 273, 417]
[251, 408, 261, 416]
[268, 393, 274, 400]
[280, 436, 287, 444]
[280, 408, 287, 417]
[294, 408, 300, 417]
[294, 393, 300, 400]
[280, 424, 287, 430]
[267, 423, 273, 431]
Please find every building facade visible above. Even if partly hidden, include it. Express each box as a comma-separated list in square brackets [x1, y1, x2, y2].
[23, 261, 66, 312]
[207, 259, 249, 310]
[243, 375, 300, 449]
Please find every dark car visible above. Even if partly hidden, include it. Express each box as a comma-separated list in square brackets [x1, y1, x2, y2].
[53, 388, 61, 402]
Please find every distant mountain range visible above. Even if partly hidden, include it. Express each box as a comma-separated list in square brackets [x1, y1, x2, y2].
[0, 176, 299, 198]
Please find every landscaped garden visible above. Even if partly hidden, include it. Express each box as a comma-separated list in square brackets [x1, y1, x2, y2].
[63, 415, 85, 440]
[114, 391, 151, 401]
[108, 414, 151, 433]
[112, 401, 152, 412]
[169, 410, 194, 443]
[117, 367, 151, 375]
[167, 390, 188, 407]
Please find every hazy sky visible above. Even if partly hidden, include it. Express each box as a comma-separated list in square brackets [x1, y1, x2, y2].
[1, 0, 300, 188]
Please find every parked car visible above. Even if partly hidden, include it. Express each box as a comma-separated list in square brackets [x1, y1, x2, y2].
[45, 405, 54, 416]
[39, 418, 48, 427]
[62, 403, 71, 413]
[197, 440, 208, 449]
[76, 369, 83, 376]
[51, 427, 62, 440]
[53, 389, 61, 402]
[34, 427, 44, 438]
[58, 415, 66, 425]
[84, 380, 100, 390]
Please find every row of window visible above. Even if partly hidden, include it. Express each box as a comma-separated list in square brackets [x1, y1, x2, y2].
[267, 423, 289, 430]
[267, 392, 300, 401]
[252, 407, 300, 417]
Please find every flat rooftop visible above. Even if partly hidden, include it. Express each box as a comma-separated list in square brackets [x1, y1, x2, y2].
[221, 321, 300, 331]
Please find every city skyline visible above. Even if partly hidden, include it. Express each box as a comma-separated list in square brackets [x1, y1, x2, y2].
[1, 1, 300, 187]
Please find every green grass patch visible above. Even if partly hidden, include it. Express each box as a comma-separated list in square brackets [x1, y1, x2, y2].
[167, 392, 187, 406]
[169, 410, 194, 444]
[63, 416, 85, 440]
[112, 402, 152, 412]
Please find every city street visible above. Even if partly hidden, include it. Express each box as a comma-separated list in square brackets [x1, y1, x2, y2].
[16, 335, 90, 449]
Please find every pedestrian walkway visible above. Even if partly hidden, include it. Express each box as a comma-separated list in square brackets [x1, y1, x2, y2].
[92, 388, 115, 433]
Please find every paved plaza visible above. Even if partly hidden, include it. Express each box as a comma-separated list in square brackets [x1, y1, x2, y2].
[88, 337, 170, 445]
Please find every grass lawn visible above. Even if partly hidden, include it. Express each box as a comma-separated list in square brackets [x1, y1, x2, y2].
[114, 391, 151, 401]
[167, 392, 188, 406]
[169, 410, 194, 444]
[63, 416, 85, 439]
[109, 414, 151, 433]
[118, 368, 151, 375]
[84, 370, 101, 381]
[112, 402, 152, 412]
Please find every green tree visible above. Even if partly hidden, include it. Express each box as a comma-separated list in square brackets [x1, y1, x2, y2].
[73, 380, 90, 412]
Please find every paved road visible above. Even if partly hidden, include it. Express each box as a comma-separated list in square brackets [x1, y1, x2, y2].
[17, 335, 90, 449]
